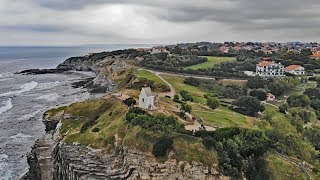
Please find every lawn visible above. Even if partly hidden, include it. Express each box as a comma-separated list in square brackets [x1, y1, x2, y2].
[135, 69, 167, 86]
[161, 74, 208, 103]
[191, 103, 257, 129]
[266, 153, 310, 180]
[184, 56, 235, 70]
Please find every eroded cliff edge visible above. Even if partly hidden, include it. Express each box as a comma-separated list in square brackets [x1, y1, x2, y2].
[23, 96, 228, 180]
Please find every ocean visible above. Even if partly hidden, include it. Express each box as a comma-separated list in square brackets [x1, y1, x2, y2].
[0, 45, 151, 179]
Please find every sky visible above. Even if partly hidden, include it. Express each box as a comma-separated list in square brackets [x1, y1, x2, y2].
[0, 0, 319, 45]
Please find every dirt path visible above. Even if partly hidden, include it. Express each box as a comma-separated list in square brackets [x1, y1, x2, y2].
[147, 69, 176, 98]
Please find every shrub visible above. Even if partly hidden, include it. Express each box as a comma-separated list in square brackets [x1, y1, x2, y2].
[304, 88, 320, 99]
[247, 77, 268, 89]
[279, 103, 289, 114]
[152, 136, 173, 157]
[173, 94, 182, 103]
[311, 99, 320, 110]
[123, 97, 136, 107]
[219, 85, 245, 99]
[92, 127, 100, 132]
[181, 103, 192, 113]
[184, 77, 200, 87]
[249, 89, 267, 101]
[287, 94, 310, 107]
[268, 82, 285, 97]
[180, 90, 193, 102]
[80, 115, 100, 133]
[232, 96, 264, 116]
[207, 97, 220, 109]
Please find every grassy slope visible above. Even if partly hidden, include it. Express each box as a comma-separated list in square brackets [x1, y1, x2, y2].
[267, 153, 309, 180]
[184, 56, 235, 70]
[162, 74, 258, 129]
[135, 69, 168, 86]
[52, 97, 218, 165]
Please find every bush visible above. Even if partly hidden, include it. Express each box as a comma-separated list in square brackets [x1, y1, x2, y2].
[181, 103, 192, 113]
[279, 103, 289, 114]
[92, 128, 100, 132]
[184, 77, 200, 87]
[180, 90, 194, 102]
[304, 88, 320, 99]
[123, 97, 136, 107]
[219, 85, 245, 99]
[249, 89, 267, 101]
[287, 94, 310, 107]
[232, 96, 264, 116]
[311, 99, 320, 110]
[80, 115, 100, 133]
[207, 97, 220, 109]
[268, 82, 286, 97]
[173, 94, 182, 103]
[247, 77, 268, 89]
[152, 136, 173, 157]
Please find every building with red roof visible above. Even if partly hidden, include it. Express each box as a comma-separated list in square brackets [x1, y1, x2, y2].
[284, 65, 305, 75]
[256, 61, 284, 77]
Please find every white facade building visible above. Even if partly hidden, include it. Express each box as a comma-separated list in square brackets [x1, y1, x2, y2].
[256, 61, 285, 77]
[139, 87, 156, 110]
[284, 65, 305, 75]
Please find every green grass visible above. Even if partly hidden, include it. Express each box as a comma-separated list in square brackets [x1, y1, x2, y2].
[161, 74, 208, 103]
[135, 69, 167, 86]
[276, 82, 317, 103]
[267, 153, 309, 180]
[184, 56, 235, 70]
[191, 103, 257, 129]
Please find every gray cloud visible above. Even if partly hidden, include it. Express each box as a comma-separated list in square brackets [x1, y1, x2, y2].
[0, 0, 319, 45]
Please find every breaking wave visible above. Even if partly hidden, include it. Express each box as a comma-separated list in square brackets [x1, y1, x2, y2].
[0, 81, 38, 97]
[0, 98, 13, 115]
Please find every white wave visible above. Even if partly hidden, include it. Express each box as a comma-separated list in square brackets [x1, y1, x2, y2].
[9, 133, 33, 139]
[36, 93, 59, 102]
[0, 153, 12, 180]
[37, 81, 60, 90]
[18, 81, 38, 94]
[0, 81, 38, 97]
[0, 98, 13, 115]
[19, 109, 41, 120]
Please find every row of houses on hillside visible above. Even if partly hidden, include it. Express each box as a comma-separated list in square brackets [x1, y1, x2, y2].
[256, 61, 305, 77]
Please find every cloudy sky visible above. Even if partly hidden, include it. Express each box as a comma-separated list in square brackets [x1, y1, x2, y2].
[0, 0, 319, 45]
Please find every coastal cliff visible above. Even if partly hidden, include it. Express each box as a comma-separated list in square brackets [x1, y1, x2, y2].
[23, 97, 227, 180]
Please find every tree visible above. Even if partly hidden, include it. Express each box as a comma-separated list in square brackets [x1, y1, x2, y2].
[247, 77, 268, 89]
[219, 85, 245, 99]
[171, 46, 182, 55]
[123, 97, 136, 107]
[232, 96, 264, 116]
[311, 99, 320, 110]
[249, 89, 267, 101]
[268, 82, 285, 97]
[181, 103, 192, 113]
[184, 77, 200, 87]
[304, 88, 320, 99]
[180, 90, 194, 102]
[207, 97, 220, 109]
[152, 136, 173, 157]
[287, 94, 310, 107]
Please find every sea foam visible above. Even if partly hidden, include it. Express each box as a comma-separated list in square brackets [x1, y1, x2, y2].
[0, 81, 38, 97]
[0, 98, 13, 115]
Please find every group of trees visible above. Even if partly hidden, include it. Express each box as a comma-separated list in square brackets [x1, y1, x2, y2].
[219, 85, 246, 99]
[232, 96, 265, 116]
[195, 128, 270, 179]
[126, 107, 184, 133]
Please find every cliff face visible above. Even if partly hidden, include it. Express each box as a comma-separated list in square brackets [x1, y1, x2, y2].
[53, 143, 223, 180]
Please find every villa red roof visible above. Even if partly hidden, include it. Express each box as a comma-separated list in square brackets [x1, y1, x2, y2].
[257, 61, 274, 67]
[284, 65, 302, 71]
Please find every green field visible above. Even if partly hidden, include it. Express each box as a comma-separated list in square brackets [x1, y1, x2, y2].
[191, 103, 257, 129]
[161, 74, 258, 128]
[185, 56, 235, 70]
[161, 74, 208, 103]
[135, 69, 167, 85]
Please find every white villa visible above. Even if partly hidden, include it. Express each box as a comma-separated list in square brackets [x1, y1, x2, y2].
[256, 61, 285, 77]
[284, 65, 305, 75]
[139, 87, 156, 110]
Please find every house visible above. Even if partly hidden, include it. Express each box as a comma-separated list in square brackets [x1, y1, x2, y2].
[139, 87, 156, 110]
[284, 65, 305, 75]
[256, 61, 285, 77]
[151, 46, 169, 54]
[267, 93, 276, 102]
[311, 51, 320, 59]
